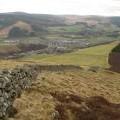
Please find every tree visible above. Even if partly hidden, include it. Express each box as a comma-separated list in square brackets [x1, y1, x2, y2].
[112, 43, 120, 53]
[29, 32, 36, 37]
[8, 27, 28, 38]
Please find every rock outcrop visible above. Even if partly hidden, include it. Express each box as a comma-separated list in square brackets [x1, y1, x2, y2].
[108, 43, 120, 73]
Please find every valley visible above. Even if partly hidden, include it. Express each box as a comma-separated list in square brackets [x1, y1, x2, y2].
[0, 13, 120, 58]
[0, 12, 120, 120]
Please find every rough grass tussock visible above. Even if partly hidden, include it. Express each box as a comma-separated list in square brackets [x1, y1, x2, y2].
[51, 91, 120, 120]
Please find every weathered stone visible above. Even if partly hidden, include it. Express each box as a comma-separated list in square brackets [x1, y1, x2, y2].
[2, 69, 9, 74]
[0, 81, 6, 89]
[0, 75, 3, 78]
[3, 92, 9, 99]
[0, 90, 2, 97]
[0, 112, 3, 118]
[0, 83, 3, 89]
[0, 97, 4, 103]
[0, 64, 39, 119]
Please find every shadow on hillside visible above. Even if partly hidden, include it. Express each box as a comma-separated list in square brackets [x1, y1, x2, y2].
[50, 91, 120, 120]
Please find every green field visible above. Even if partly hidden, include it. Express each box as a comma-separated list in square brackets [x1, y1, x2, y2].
[48, 24, 87, 33]
[48, 23, 120, 34]
[21, 42, 118, 68]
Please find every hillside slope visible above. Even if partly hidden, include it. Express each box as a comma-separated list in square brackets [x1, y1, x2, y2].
[8, 66, 120, 120]
[21, 42, 118, 68]
[0, 21, 33, 37]
[0, 12, 120, 37]
[0, 42, 119, 119]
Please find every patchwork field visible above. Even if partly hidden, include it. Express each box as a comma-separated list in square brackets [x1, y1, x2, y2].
[0, 41, 119, 120]
[21, 41, 118, 68]
[0, 42, 118, 69]
[0, 12, 120, 120]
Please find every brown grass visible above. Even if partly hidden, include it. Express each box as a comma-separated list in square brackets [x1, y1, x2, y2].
[7, 68, 120, 120]
[51, 91, 120, 120]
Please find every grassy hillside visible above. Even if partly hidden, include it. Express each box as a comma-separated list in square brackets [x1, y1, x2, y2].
[9, 67, 120, 120]
[0, 12, 65, 27]
[110, 16, 120, 27]
[0, 21, 33, 37]
[0, 12, 120, 39]
[20, 42, 118, 67]
[0, 12, 120, 120]
[48, 23, 120, 34]
[0, 12, 120, 54]
[0, 42, 119, 120]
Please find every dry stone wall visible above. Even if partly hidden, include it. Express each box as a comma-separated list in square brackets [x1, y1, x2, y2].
[0, 64, 82, 120]
[35, 64, 83, 71]
[0, 65, 39, 120]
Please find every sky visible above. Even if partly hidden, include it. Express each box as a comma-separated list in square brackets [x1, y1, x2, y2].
[0, 0, 120, 16]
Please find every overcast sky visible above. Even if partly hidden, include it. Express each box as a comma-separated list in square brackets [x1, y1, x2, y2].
[0, 0, 120, 16]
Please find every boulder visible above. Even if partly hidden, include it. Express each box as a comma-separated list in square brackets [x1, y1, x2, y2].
[108, 43, 120, 73]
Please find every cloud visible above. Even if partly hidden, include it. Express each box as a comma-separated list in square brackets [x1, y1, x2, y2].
[0, 0, 120, 16]
[102, 0, 120, 16]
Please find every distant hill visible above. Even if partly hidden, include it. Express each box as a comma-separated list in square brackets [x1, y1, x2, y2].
[0, 12, 66, 37]
[0, 12, 120, 37]
[109, 17, 120, 27]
